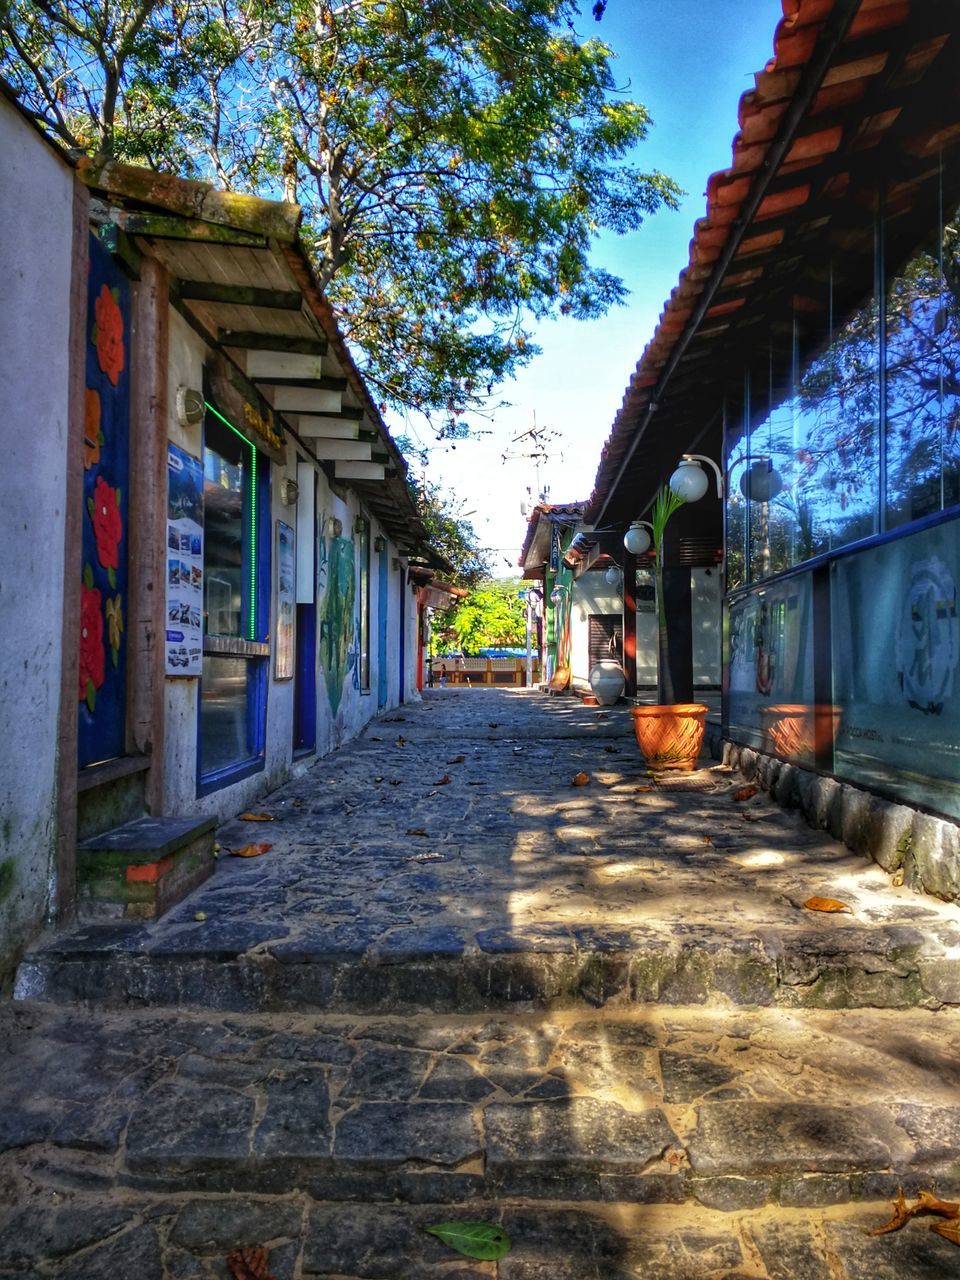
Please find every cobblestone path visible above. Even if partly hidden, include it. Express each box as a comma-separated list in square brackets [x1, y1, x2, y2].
[5, 688, 960, 1278]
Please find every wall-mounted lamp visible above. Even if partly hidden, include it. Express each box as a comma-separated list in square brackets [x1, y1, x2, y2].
[549, 584, 569, 606]
[739, 458, 784, 503]
[623, 520, 654, 556]
[373, 535, 386, 553]
[326, 516, 343, 539]
[669, 454, 724, 503]
[604, 565, 622, 587]
[175, 386, 204, 429]
[279, 477, 300, 506]
[354, 513, 367, 535]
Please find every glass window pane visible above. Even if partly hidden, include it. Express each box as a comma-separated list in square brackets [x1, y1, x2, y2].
[203, 416, 247, 638]
[885, 166, 960, 528]
[200, 655, 258, 775]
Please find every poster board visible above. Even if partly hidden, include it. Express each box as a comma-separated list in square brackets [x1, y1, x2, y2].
[275, 519, 295, 680]
[166, 444, 204, 676]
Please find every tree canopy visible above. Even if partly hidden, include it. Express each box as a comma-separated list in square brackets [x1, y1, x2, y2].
[431, 577, 527, 655]
[413, 477, 489, 587]
[2, 0, 680, 430]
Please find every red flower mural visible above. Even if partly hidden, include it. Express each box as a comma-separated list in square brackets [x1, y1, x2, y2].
[79, 583, 105, 703]
[91, 475, 123, 570]
[94, 284, 125, 385]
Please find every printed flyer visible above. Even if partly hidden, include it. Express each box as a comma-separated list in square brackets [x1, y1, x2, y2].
[275, 520, 295, 680]
[166, 444, 204, 676]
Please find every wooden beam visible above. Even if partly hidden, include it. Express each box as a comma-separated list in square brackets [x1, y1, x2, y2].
[268, 386, 342, 415]
[309, 439, 373, 461]
[295, 416, 359, 439]
[76, 156, 302, 242]
[176, 281, 304, 309]
[219, 329, 327, 355]
[254, 374, 347, 391]
[334, 460, 386, 481]
[321, 405, 364, 422]
[89, 198, 268, 248]
[244, 350, 325, 381]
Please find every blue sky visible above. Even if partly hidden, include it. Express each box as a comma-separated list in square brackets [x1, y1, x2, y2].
[399, 0, 786, 574]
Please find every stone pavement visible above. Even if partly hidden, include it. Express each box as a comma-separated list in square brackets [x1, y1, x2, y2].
[5, 688, 960, 1278]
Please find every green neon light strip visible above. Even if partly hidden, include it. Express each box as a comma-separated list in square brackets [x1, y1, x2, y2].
[204, 401, 257, 639]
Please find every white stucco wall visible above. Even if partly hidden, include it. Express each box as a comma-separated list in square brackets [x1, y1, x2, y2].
[162, 308, 414, 820]
[0, 99, 75, 970]
[571, 572, 621, 684]
[692, 567, 722, 686]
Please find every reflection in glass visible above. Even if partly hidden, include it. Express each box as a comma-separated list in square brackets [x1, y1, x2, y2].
[200, 655, 259, 775]
[203, 416, 247, 637]
[885, 184, 960, 528]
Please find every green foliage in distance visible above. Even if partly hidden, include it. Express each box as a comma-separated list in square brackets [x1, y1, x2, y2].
[1, 0, 680, 429]
[432, 578, 526, 656]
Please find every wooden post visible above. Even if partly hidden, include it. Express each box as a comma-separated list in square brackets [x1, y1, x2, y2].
[127, 254, 170, 814]
[55, 181, 91, 923]
[622, 554, 637, 699]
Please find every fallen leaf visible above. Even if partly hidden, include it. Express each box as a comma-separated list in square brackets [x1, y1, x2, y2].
[230, 843, 272, 858]
[892, 868, 905, 887]
[406, 828, 429, 837]
[374, 776, 384, 783]
[227, 1245, 277, 1280]
[488, 722, 499, 728]
[596, 712, 609, 719]
[870, 1187, 960, 1237]
[666, 1149, 684, 1167]
[389, 779, 401, 786]
[406, 850, 446, 863]
[702, 835, 713, 845]
[931, 1219, 960, 1245]
[634, 786, 652, 793]
[395, 736, 406, 747]
[732, 784, 758, 802]
[194, 912, 207, 921]
[425, 1222, 511, 1261]
[572, 772, 591, 787]
[239, 812, 275, 822]
[433, 775, 451, 786]
[447, 755, 466, 764]
[803, 896, 851, 913]
[603, 745, 620, 754]
[740, 812, 760, 823]
[370, 736, 383, 742]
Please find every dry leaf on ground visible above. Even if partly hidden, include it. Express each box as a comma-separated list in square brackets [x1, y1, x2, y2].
[447, 755, 466, 764]
[870, 1187, 960, 1236]
[389, 779, 401, 786]
[732, 784, 758, 802]
[227, 1245, 276, 1280]
[603, 745, 619, 754]
[395, 736, 406, 747]
[702, 835, 713, 845]
[405, 851, 445, 863]
[239, 812, 275, 822]
[488, 722, 499, 728]
[634, 785, 652, 793]
[230, 843, 272, 859]
[406, 828, 429, 837]
[572, 772, 591, 787]
[433, 775, 451, 786]
[804, 896, 851, 913]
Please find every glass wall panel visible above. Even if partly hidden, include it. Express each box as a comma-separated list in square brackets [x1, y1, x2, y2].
[200, 655, 259, 776]
[885, 164, 960, 528]
[727, 574, 815, 762]
[203, 416, 248, 638]
[832, 517, 960, 819]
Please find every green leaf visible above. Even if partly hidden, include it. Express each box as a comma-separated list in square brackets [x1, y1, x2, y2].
[107, 566, 117, 590]
[90, 323, 99, 347]
[85, 679, 96, 713]
[97, 430, 105, 445]
[111, 645, 119, 668]
[86, 497, 95, 518]
[425, 1222, 511, 1261]
[115, 487, 122, 507]
[83, 563, 94, 590]
[111, 287, 120, 303]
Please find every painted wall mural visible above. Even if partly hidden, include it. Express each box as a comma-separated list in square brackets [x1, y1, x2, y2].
[79, 234, 130, 767]
[319, 517, 356, 715]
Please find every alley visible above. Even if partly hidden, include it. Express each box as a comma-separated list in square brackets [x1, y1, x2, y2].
[4, 688, 960, 1278]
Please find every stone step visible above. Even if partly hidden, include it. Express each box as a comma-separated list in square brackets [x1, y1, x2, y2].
[2, 1193, 958, 1279]
[76, 815, 216, 920]
[4, 1002, 960, 1221]
[14, 913, 960, 1012]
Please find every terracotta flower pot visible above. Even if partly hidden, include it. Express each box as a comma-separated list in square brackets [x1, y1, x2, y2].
[630, 703, 709, 771]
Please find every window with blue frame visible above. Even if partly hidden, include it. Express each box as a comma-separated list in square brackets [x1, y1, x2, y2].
[198, 404, 269, 791]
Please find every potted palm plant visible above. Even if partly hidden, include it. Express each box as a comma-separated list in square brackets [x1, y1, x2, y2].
[629, 485, 709, 771]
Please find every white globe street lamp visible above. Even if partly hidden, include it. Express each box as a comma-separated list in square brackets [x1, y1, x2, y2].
[668, 454, 724, 503]
[623, 520, 654, 556]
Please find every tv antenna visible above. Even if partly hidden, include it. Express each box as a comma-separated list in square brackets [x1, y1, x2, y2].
[502, 415, 562, 513]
